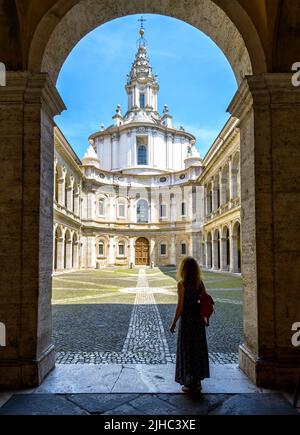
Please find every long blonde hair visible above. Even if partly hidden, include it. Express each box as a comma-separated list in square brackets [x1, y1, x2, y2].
[177, 256, 202, 288]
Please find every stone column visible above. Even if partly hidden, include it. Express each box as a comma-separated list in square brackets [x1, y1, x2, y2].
[169, 236, 176, 266]
[229, 228, 237, 273]
[188, 237, 193, 257]
[203, 185, 207, 217]
[150, 239, 156, 266]
[220, 175, 227, 206]
[211, 179, 217, 211]
[205, 240, 211, 269]
[129, 237, 135, 266]
[73, 242, 79, 269]
[86, 236, 96, 269]
[220, 236, 226, 271]
[56, 236, 65, 271]
[112, 135, 119, 170]
[212, 236, 218, 270]
[58, 177, 65, 206]
[231, 169, 239, 199]
[109, 194, 115, 221]
[129, 197, 135, 223]
[74, 192, 80, 216]
[167, 134, 173, 170]
[148, 131, 154, 167]
[228, 158, 233, 203]
[228, 74, 300, 388]
[150, 191, 158, 223]
[65, 239, 72, 270]
[230, 234, 239, 273]
[219, 169, 224, 205]
[131, 130, 137, 166]
[108, 236, 115, 266]
[170, 195, 176, 223]
[66, 186, 73, 211]
[0, 72, 65, 388]
[202, 242, 206, 268]
[86, 191, 95, 220]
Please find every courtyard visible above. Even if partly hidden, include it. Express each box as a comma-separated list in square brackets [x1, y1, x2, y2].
[52, 268, 243, 365]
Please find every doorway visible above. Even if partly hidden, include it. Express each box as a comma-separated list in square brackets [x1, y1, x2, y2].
[135, 237, 150, 266]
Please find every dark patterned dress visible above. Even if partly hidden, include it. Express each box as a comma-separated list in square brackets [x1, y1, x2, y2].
[175, 280, 210, 387]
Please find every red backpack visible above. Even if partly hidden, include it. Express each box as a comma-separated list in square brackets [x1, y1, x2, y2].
[198, 281, 215, 326]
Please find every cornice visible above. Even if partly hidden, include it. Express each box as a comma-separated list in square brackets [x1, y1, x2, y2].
[89, 121, 196, 143]
[228, 73, 300, 120]
[0, 72, 66, 118]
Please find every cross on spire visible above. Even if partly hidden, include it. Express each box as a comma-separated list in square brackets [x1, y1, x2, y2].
[138, 16, 147, 29]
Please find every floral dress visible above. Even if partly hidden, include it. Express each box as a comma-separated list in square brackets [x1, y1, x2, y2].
[175, 280, 210, 387]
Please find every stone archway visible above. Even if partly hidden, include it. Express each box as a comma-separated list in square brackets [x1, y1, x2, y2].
[135, 237, 150, 266]
[1, 0, 299, 390]
[28, 0, 269, 85]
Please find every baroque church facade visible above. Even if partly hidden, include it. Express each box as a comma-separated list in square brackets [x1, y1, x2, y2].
[53, 26, 241, 273]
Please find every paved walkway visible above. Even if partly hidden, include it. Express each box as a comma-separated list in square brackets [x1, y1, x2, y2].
[122, 269, 172, 363]
[55, 269, 239, 365]
[0, 391, 298, 415]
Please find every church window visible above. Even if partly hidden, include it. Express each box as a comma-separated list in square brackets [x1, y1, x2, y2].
[140, 93, 145, 109]
[160, 204, 167, 218]
[181, 243, 187, 256]
[137, 145, 147, 165]
[99, 242, 105, 257]
[99, 199, 105, 216]
[181, 202, 186, 216]
[160, 244, 167, 256]
[55, 168, 59, 203]
[118, 242, 125, 257]
[137, 136, 148, 165]
[137, 199, 149, 223]
[118, 201, 126, 218]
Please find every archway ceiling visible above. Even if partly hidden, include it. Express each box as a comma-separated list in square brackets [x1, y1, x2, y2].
[1, 1, 299, 78]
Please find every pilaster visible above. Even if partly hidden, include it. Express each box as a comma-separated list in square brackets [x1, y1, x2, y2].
[0, 72, 65, 388]
[228, 73, 300, 387]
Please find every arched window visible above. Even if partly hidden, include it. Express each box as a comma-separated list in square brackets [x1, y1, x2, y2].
[98, 241, 105, 257]
[137, 199, 149, 223]
[118, 200, 126, 219]
[65, 174, 71, 209]
[180, 243, 187, 256]
[118, 242, 125, 257]
[99, 199, 105, 217]
[181, 202, 186, 217]
[160, 204, 167, 219]
[160, 244, 167, 256]
[140, 93, 145, 109]
[137, 145, 147, 165]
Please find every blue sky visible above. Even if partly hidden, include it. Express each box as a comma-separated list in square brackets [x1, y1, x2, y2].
[55, 14, 237, 159]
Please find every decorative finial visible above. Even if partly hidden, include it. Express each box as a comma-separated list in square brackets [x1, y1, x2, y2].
[137, 16, 148, 48]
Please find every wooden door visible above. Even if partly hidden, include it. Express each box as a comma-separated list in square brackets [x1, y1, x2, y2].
[135, 238, 150, 266]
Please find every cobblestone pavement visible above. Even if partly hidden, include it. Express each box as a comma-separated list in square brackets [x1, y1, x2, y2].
[53, 268, 243, 365]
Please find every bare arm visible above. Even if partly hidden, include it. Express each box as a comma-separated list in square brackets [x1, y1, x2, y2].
[170, 282, 185, 333]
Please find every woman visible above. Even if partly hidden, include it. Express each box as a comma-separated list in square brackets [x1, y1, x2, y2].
[170, 256, 210, 393]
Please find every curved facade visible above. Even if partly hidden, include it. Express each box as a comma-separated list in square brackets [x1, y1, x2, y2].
[53, 26, 241, 273]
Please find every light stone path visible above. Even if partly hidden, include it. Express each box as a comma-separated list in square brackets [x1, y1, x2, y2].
[121, 269, 172, 362]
